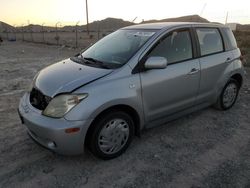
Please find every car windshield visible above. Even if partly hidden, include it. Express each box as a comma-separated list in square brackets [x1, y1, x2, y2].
[80, 29, 156, 68]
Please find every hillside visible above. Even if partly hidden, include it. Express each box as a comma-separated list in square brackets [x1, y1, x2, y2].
[236, 24, 250, 31]
[85, 17, 134, 31]
[0, 21, 14, 32]
[62, 18, 134, 32]
[0, 18, 134, 32]
[142, 15, 209, 24]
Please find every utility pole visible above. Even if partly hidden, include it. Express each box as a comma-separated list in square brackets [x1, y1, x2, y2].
[97, 22, 100, 40]
[27, 20, 33, 42]
[55, 21, 61, 45]
[225, 12, 229, 24]
[6, 27, 9, 40]
[13, 24, 17, 41]
[21, 24, 24, 41]
[75, 21, 80, 48]
[85, 0, 89, 35]
[42, 23, 45, 43]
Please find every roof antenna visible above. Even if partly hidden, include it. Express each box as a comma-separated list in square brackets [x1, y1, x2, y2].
[200, 3, 207, 17]
[132, 17, 138, 23]
[225, 12, 229, 24]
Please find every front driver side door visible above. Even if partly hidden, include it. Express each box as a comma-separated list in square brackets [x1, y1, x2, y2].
[139, 28, 200, 123]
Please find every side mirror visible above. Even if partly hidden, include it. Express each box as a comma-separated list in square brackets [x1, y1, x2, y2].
[144, 56, 167, 70]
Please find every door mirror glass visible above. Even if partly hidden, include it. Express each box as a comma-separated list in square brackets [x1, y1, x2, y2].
[144, 56, 167, 69]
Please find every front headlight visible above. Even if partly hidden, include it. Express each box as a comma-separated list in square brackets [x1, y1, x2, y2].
[43, 94, 88, 118]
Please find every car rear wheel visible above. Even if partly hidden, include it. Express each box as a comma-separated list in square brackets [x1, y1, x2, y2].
[89, 111, 134, 160]
[214, 78, 240, 110]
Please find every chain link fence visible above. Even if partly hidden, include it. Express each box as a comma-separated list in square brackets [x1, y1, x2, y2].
[0, 27, 112, 49]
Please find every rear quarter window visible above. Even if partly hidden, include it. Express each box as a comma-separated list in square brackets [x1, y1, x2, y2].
[196, 28, 224, 56]
[221, 28, 238, 51]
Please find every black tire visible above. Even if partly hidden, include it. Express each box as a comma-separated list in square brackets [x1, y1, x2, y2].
[88, 111, 134, 160]
[214, 78, 240, 110]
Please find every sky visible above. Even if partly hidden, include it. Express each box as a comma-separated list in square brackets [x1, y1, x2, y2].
[0, 0, 250, 26]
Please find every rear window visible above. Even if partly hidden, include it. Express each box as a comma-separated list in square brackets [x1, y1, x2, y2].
[221, 28, 237, 50]
[196, 28, 223, 56]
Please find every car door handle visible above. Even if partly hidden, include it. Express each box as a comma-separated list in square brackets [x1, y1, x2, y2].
[188, 68, 199, 75]
[225, 57, 232, 63]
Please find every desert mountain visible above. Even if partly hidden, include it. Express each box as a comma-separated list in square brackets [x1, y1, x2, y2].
[62, 18, 133, 32]
[142, 15, 209, 24]
[84, 17, 133, 31]
[0, 18, 134, 32]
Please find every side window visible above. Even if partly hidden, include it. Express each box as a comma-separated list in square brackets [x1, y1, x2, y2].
[148, 30, 193, 64]
[196, 28, 223, 56]
[221, 28, 237, 50]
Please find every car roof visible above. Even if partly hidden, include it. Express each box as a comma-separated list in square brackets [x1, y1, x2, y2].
[122, 22, 226, 30]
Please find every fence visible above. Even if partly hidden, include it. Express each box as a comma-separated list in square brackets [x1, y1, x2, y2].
[0, 28, 112, 49]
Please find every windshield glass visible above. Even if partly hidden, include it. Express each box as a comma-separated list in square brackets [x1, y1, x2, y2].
[81, 29, 156, 67]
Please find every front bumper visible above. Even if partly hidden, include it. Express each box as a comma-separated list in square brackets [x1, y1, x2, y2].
[18, 93, 92, 155]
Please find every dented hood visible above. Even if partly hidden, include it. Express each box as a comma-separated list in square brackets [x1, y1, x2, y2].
[34, 59, 113, 97]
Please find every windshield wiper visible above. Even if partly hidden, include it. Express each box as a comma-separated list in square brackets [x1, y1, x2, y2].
[83, 57, 110, 69]
[71, 56, 119, 69]
[84, 57, 102, 64]
[71, 56, 103, 65]
[70, 56, 85, 64]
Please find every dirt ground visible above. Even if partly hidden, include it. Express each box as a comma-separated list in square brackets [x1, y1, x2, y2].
[0, 41, 250, 188]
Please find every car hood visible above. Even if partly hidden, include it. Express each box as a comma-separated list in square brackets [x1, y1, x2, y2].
[34, 59, 113, 97]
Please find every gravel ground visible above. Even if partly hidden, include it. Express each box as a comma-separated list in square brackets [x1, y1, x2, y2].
[0, 41, 250, 188]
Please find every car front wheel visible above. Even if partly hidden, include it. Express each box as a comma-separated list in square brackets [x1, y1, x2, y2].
[89, 111, 134, 160]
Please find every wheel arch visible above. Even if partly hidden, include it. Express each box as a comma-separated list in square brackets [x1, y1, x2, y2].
[84, 104, 141, 147]
[231, 73, 243, 87]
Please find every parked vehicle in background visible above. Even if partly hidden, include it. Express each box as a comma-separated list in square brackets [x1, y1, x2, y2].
[18, 22, 245, 159]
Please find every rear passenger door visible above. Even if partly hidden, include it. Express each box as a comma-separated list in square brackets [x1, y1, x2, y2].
[140, 28, 200, 123]
[194, 27, 234, 104]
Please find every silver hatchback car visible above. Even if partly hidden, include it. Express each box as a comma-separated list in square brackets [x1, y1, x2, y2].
[19, 22, 245, 159]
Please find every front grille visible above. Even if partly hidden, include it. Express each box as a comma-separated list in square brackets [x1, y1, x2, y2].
[29, 87, 51, 110]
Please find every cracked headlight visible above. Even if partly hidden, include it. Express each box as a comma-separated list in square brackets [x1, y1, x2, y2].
[43, 94, 88, 118]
